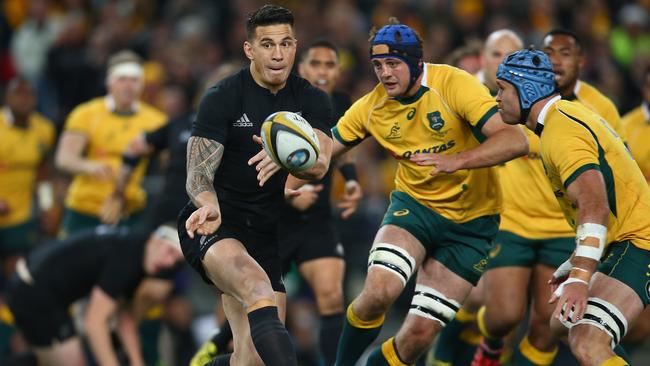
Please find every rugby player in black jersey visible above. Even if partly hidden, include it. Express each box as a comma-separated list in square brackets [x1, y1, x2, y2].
[6, 225, 183, 366]
[179, 5, 333, 366]
[193, 39, 362, 366]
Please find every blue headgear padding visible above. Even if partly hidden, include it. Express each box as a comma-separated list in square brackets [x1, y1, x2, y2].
[496, 49, 556, 120]
[370, 24, 423, 92]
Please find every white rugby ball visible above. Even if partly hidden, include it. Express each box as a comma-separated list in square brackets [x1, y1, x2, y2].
[260, 111, 320, 173]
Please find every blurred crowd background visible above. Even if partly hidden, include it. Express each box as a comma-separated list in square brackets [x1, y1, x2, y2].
[1, 0, 650, 365]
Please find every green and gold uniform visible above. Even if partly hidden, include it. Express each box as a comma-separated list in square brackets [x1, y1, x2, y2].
[333, 63, 501, 284]
[539, 96, 650, 306]
[492, 80, 626, 269]
[623, 103, 650, 181]
[566, 80, 626, 142]
[60, 97, 166, 234]
[0, 108, 55, 254]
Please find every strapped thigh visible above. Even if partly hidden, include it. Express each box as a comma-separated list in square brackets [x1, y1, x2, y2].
[409, 284, 461, 327]
[367, 242, 416, 286]
[560, 297, 628, 348]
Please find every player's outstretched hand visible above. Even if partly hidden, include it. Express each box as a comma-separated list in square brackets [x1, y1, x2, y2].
[249, 135, 281, 187]
[99, 193, 125, 225]
[410, 152, 464, 176]
[186, 204, 221, 239]
[550, 279, 589, 323]
[338, 180, 362, 219]
[287, 184, 323, 211]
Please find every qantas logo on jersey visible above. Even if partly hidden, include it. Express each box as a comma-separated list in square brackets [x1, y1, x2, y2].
[391, 140, 456, 159]
[233, 113, 253, 127]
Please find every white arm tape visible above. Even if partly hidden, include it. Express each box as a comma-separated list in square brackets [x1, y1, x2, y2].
[575, 223, 607, 260]
[553, 277, 589, 299]
[552, 258, 573, 280]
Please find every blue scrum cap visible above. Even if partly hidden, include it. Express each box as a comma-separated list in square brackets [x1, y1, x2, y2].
[496, 49, 556, 119]
[370, 23, 423, 91]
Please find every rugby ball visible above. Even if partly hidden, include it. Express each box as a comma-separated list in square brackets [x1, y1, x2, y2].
[260, 111, 320, 173]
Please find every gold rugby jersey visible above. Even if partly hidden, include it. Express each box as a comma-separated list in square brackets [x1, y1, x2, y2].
[567, 80, 626, 142]
[623, 103, 650, 181]
[333, 63, 501, 223]
[539, 97, 650, 250]
[63, 97, 166, 216]
[0, 109, 55, 227]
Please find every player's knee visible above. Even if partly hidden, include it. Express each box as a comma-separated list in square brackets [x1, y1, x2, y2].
[356, 284, 395, 317]
[406, 320, 439, 347]
[489, 308, 524, 336]
[242, 278, 276, 306]
[568, 330, 606, 365]
[314, 284, 344, 314]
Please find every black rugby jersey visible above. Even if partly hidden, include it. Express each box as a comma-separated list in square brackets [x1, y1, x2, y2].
[22, 226, 147, 307]
[145, 112, 193, 224]
[192, 67, 332, 229]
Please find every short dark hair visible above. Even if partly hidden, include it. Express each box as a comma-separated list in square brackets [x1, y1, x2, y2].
[544, 29, 583, 52]
[301, 38, 339, 61]
[246, 4, 294, 40]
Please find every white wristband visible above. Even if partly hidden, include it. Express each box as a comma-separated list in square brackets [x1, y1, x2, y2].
[575, 223, 607, 260]
[37, 181, 54, 211]
[553, 277, 589, 299]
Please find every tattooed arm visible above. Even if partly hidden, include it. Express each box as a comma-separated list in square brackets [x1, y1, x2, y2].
[184, 136, 225, 238]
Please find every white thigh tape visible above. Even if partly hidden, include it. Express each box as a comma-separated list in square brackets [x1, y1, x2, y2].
[409, 284, 460, 327]
[367, 243, 416, 285]
[560, 297, 628, 348]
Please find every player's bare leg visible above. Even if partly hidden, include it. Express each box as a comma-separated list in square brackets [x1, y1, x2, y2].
[202, 238, 295, 366]
[33, 337, 86, 366]
[431, 277, 484, 365]
[300, 257, 345, 365]
[366, 259, 473, 364]
[335, 225, 426, 366]
[473, 266, 531, 365]
[566, 274, 642, 366]
[509, 264, 559, 366]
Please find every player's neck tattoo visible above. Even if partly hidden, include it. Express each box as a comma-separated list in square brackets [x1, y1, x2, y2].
[186, 136, 224, 206]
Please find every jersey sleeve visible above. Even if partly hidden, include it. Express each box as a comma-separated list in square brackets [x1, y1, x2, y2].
[544, 123, 601, 189]
[302, 86, 333, 136]
[444, 68, 499, 139]
[332, 98, 369, 147]
[191, 86, 234, 144]
[97, 236, 145, 300]
[145, 123, 170, 151]
[63, 104, 91, 135]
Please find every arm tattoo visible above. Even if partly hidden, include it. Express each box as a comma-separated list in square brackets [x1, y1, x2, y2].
[186, 136, 224, 206]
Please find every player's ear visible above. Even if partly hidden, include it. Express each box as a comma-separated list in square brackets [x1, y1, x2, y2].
[244, 41, 254, 60]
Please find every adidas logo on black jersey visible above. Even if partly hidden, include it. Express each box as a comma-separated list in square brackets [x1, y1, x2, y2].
[233, 113, 253, 127]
